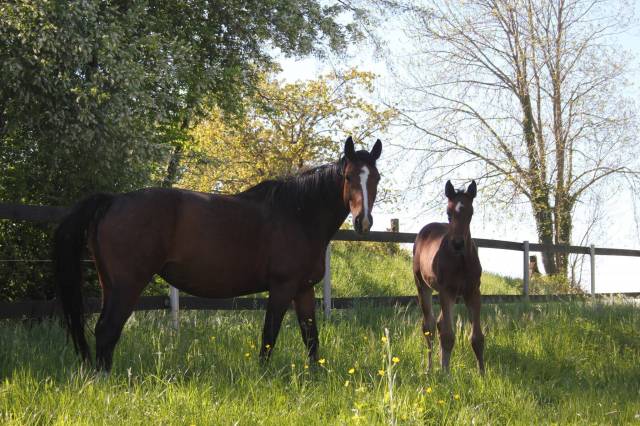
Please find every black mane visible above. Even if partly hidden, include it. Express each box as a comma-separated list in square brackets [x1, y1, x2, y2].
[236, 158, 347, 217]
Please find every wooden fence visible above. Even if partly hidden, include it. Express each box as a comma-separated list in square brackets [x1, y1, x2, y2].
[1, 202, 640, 323]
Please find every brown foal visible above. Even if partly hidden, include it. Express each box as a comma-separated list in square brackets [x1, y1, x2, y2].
[413, 180, 484, 374]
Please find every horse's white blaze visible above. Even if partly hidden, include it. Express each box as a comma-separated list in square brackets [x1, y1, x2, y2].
[455, 201, 463, 213]
[360, 166, 370, 229]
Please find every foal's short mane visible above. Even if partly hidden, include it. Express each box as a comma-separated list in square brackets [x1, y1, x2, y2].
[236, 158, 346, 215]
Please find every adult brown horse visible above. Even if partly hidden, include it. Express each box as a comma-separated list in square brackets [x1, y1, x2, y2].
[54, 136, 382, 371]
[413, 180, 484, 374]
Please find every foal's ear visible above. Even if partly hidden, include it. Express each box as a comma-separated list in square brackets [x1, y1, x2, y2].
[466, 180, 477, 198]
[445, 180, 456, 199]
[370, 139, 382, 161]
[344, 136, 357, 161]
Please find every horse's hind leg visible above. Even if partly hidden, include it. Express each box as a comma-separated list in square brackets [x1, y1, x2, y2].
[415, 274, 435, 372]
[95, 273, 146, 372]
[437, 291, 455, 373]
[294, 286, 319, 362]
[464, 288, 485, 375]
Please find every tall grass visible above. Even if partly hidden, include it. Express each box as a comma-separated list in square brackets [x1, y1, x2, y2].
[2, 301, 638, 424]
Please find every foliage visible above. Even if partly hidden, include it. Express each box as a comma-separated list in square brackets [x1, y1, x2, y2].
[0, 0, 355, 300]
[178, 68, 397, 193]
[1, 302, 638, 423]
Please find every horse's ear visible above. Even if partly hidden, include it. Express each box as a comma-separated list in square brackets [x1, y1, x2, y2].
[445, 180, 456, 199]
[344, 136, 357, 161]
[467, 180, 477, 198]
[370, 139, 382, 161]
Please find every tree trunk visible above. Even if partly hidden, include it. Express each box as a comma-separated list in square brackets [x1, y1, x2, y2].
[553, 196, 573, 276]
[162, 143, 184, 188]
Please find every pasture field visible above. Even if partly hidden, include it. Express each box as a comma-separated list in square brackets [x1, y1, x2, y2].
[1, 300, 639, 425]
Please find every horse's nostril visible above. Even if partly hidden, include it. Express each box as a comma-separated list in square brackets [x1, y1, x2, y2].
[452, 239, 464, 251]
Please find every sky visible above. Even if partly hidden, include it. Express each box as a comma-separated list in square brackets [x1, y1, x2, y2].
[275, 2, 640, 294]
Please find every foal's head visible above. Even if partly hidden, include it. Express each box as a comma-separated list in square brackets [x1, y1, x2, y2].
[342, 136, 382, 234]
[445, 180, 477, 253]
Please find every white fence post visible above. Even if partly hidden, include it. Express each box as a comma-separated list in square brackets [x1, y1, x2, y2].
[590, 244, 596, 296]
[169, 286, 179, 330]
[523, 240, 530, 298]
[323, 244, 332, 319]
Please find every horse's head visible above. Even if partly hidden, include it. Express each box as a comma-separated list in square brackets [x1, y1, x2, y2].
[445, 180, 477, 254]
[342, 136, 382, 234]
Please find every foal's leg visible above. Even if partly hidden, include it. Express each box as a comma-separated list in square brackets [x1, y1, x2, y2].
[437, 291, 456, 373]
[293, 286, 319, 362]
[415, 275, 436, 372]
[464, 288, 485, 375]
[260, 289, 293, 363]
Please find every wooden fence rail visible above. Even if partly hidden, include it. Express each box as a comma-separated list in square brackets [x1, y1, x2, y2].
[2, 293, 639, 320]
[2, 202, 640, 324]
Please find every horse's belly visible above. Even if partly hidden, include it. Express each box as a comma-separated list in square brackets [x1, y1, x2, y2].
[160, 258, 267, 298]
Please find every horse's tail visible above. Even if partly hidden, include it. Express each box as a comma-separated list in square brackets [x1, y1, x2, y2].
[53, 193, 113, 361]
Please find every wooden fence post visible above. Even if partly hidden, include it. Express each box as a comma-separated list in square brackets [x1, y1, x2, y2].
[590, 244, 596, 296]
[169, 286, 179, 330]
[523, 240, 530, 298]
[323, 244, 332, 319]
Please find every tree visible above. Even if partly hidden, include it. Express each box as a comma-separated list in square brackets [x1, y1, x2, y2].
[177, 68, 396, 193]
[0, 0, 356, 301]
[394, 0, 638, 277]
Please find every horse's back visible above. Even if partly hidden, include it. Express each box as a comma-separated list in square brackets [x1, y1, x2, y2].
[94, 187, 270, 296]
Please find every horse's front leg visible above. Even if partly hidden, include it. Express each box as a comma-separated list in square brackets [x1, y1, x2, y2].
[293, 286, 319, 362]
[464, 287, 485, 375]
[260, 288, 293, 363]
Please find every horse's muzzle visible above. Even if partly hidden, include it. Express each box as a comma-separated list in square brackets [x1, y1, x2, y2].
[452, 238, 464, 252]
[354, 214, 373, 234]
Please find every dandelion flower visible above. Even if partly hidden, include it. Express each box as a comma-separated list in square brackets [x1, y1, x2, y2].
[348, 368, 355, 374]
[291, 363, 296, 368]
[344, 380, 350, 387]
[426, 387, 433, 394]
[265, 344, 271, 349]
[381, 336, 388, 343]
[304, 365, 309, 370]
[438, 400, 445, 405]
[392, 356, 400, 364]
[454, 394, 460, 400]
[244, 352, 250, 357]
[250, 343, 255, 349]
[424, 331, 431, 336]
[318, 358, 326, 365]
[378, 369, 385, 376]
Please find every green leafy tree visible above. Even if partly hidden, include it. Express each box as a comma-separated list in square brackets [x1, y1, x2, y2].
[179, 68, 396, 193]
[0, 0, 355, 301]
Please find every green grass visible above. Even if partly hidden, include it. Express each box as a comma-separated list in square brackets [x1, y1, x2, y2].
[328, 241, 523, 297]
[2, 301, 639, 424]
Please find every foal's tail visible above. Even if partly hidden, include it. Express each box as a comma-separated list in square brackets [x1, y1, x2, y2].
[53, 193, 113, 361]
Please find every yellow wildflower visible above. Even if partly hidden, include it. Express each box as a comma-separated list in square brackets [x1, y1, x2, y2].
[344, 380, 350, 387]
[438, 400, 445, 405]
[392, 356, 400, 364]
[454, 394, 460, 400]
[318, 358, 326, 365]
[348, 368, 355, 374]
[244, 352, 250, 357]
[426, 387, 433, 394]
[378, 369, 385, 376]
[381, 336, 388, 343]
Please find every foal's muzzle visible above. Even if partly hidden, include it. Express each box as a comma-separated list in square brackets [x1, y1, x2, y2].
[354, 214, 373, 234]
